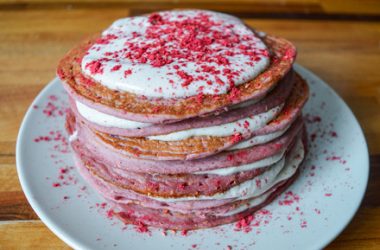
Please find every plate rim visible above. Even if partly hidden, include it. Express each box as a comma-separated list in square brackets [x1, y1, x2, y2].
[15, 64, 369, 250]
[294, 64, 370, 249]
[16, 80, 90, 250]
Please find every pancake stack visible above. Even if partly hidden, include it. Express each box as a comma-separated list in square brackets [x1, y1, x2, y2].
[57, 10, 309, 230]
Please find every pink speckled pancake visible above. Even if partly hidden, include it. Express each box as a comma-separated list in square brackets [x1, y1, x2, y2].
[58, 34, 296, 123]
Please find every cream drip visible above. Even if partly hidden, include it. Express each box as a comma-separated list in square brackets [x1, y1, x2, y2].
[195, 148, 286, 176]
[147, 105, 283, 141]
[76, 100, 284, 142]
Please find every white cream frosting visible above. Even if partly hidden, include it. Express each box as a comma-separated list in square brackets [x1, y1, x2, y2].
[195, 148, 286, 176]
[76, 101, 150, 129]
[81, 10, 270, 98]
[76, 100, 284, 142]
[147, 105, 283, 141]
[227, 125, 290, 151]
[221, 190, 271, 216]
[68, 130, 78, 142]
[149, 138, 304, 202]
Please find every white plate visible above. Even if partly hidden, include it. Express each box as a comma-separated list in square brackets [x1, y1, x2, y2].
[16, 65, 369, 250]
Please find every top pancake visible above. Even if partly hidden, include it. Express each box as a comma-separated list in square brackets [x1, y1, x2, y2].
[57, 10, 296, 123]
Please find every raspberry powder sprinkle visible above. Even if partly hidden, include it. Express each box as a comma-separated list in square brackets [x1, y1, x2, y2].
[81, 10, 270, 98]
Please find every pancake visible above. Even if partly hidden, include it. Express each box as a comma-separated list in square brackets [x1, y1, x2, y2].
[57, 11, 296, 123]
[85, 74, 308, 160]
[69, 70, 295, 137]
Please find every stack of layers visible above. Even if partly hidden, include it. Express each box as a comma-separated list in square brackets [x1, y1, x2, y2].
[57, 10, 309, 230]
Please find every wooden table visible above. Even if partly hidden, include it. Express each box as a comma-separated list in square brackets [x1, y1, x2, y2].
[0, 1, 379, 249]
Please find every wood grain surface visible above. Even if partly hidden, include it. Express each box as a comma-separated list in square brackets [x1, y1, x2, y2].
[0, 1, 379, 249]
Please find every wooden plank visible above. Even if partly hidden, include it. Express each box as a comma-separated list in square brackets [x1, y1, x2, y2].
[0, 221, 71, 249]
[0, 192, 38, 220]
[321, 0, 380, 15]
[362, 155, 380, 207]
[0, 164, 38, 220]
[0, 0, 379, 18]
[335, 207, 380, 241]
[0, 164, 21, 192]
[328, 239, 380, 250]
[326, 207, 380, 249]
